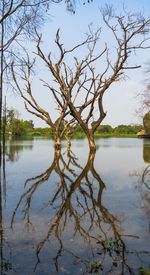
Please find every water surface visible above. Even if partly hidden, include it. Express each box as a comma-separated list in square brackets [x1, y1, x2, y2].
[1, 138, 150, 274]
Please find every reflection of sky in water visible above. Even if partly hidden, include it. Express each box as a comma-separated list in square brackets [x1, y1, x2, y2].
[3, 138, 150, 274]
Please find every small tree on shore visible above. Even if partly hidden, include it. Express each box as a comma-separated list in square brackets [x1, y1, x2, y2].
[143, 112, 150, 134]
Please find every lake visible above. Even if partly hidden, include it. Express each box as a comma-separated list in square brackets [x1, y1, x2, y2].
[1, 137, 150, 274]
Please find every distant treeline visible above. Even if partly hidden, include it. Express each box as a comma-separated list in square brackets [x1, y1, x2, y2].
[74, 124, 143, 138]
[4, 113, 142, 138]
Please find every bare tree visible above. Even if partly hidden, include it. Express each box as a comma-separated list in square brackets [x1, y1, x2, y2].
[0, 0, 94, 153]
[51, 7, 150, 151]
[11, 28, 102, 149]
[11, 7, 150, 151]
[10, 28, 92, 149]
[11, 51, 75, 149]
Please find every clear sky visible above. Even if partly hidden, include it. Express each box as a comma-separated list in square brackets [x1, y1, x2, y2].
[7, 0, 150, 127]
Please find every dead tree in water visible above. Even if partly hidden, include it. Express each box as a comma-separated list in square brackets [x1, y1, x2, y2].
[11, 53, 72, 150]
[1, 0, 86, 151]
[35, 8, 150, 151]
[52, 8, 150, 151]
[12, 7, 150, 151]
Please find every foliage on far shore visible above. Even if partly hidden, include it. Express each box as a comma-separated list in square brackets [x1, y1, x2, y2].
[73, 124, 142, 138]
[3, 110, 142, 139]
[1, 108, 142, 138]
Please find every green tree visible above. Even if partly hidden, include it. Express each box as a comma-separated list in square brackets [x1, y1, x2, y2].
[22, 120, 34, 131]
[143, 113, 150, 134]
[114, 125, 142, 135]
[9, 119, 26, 136]
[96, 125, 113, 134]
[6, 108, 34, 136]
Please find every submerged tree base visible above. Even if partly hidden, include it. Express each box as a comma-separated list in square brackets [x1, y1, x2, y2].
[88, 136, 96, 153]
[54, 137, 61, 151]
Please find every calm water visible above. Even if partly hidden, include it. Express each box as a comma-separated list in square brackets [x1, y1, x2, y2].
[1, 138, 150, 274]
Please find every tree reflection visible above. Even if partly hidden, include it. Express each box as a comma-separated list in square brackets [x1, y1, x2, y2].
[133, 140, 150, 235]
[10, 148, 149, 274]
[0, 154, 11, 274]
[141, 140, 150, 189]
[0, 139, 34, 275]
[5, 140, 33, 163]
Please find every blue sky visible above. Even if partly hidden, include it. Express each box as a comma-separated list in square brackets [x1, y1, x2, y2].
[7, 0, 150, 127]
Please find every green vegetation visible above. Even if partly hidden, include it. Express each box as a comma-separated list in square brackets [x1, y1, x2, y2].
[4, 260, 12, 272]
[139, 267, 150, 275]
[7, 119, 34, 137]
[31, 127, 52, 137]
[88, 235, 123, 273]
[90, 261, 103, 273]
[113, 124, 142, 135]
[6, 122, 53, 138]
[5, 109, 34, 137]
[143, 112, 150, 135]
[75, 124, 142, 139]
[3, 108, 142, 139]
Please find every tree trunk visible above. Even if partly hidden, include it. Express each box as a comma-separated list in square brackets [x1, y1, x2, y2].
[54, 134, 61, 151]
[66, 131, 72, 152]
[87, 131, 96, 153]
